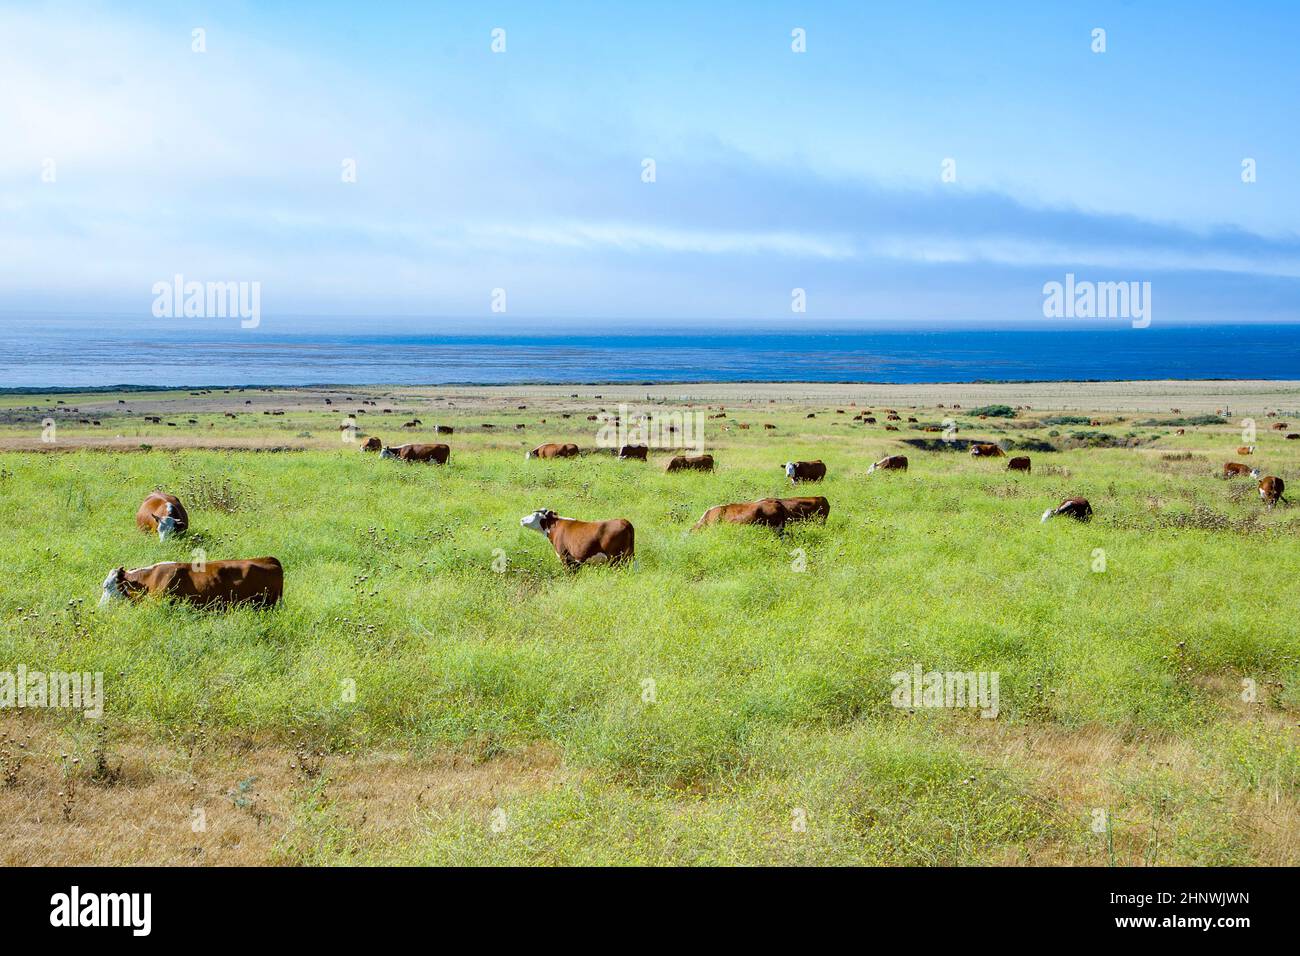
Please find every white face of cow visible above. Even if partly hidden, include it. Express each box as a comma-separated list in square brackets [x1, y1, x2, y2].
[784, 462, 796, 479]
[1040, 508, 1055, 523]
[380, 446, 396, 458]
[1251, 468, 1262, 479]
[100, 567, 127, 605]
[520, 510, 551, 534]
[156, 515, 177, 541]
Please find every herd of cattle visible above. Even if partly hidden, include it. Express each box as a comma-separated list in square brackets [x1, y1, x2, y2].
[99, 428, 1289, 608]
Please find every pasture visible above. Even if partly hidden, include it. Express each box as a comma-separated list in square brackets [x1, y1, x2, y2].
[1, 384, 1298, 865]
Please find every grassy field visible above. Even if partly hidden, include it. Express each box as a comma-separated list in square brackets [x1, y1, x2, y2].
[1, 385, 1298, 865]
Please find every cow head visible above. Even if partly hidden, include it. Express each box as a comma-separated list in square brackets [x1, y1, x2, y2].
[100, 567, 128, 605]
[784, 462, 796, 479]
[380, 446, 397, 459]
[1251, 467, 1262, 479]
[1040, 507, 1056, 523]
[520, 509, 556, 534]
[156, 502, 178, 541]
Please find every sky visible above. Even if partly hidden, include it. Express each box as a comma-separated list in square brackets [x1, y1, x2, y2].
[1, 0, 1298, 328]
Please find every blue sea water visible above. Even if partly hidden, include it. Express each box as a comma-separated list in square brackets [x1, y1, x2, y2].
[1, 315, 1298, 388]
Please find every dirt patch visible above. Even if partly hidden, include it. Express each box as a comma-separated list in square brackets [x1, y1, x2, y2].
[0, 714, 564, 865]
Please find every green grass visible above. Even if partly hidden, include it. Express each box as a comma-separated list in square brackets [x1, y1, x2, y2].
[1, 404, 1297, 864]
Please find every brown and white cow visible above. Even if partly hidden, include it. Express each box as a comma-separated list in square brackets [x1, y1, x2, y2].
[776, 496, 830, 523]
[1236, 445, 1255, 456]
[527, 442, 579, 460]
[360, 436, 383, 452]
[520, 510, 634, 567]
[969, 443, 1004, 457]
[784, 460, 826, 483]
[135, 493, 189, 541]
[1223, 462, 1261, 479]
[1007, 456, 1031, 473]
[868, 455, 907, 473]
[1259, 476, 1287, 509]
[618, 444, 649, 460]
[101, 557, 283, 608]
[382, 443, 450, 464]
[665, 454, 714, 472]
[1041, 498, 1093, 523]
[692, 498, 788, 532]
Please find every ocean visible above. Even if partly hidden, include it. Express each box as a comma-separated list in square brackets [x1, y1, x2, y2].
[1, 315, 1298, 389]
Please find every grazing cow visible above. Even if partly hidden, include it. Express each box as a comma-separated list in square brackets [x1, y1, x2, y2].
[784, 460, 827, 483]
[360, 436, 383, 452]
[1040, 498, 1093, 523]
[528, 442, 579, 460]
[868, 455, 908, 473]
[777, 496, 830, 523]
[135, 493, 189, 541]
[692, 498, 788, 532]
[1174, 428, 1185, 436]
[665, 454, 714, 472]
[1259, 476, 1287, 508]
[885, 425, 899, 431]
[520, 510, 634, 567]
[381, 443, 450, 464]
[763, 423, 776, 430]
[1273, 423, 1289, 431]
[1237, 446, 1255, 455]
[617, 444, 649, 460]
[1007, 456, 1031, 473]
[435, 425, 453, 434]
[1288, 434, 1299, 440]
[101, 557, 283, 608]
[969, 443, 1004, 457]
[1222, 462, 1260, 479]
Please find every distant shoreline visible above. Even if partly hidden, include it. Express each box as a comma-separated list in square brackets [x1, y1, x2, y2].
[6, 377, 1300, 395]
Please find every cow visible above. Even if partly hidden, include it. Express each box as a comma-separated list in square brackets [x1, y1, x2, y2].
[1259, 476, 1287, 509]
[763, 423, 776, 430]
[665, 454, 714, 472]
[969, 443, 1004, 457]
[1040, 498, 1093, 523]
[617, 444, 649, 460]
[1222, 462, 1260, 479]
[135, 493, 189, 541]
[784, 460, 826, 483]
[1007, 456, 1031, 473]
[1272, 423, 1289, 431]
[435, 425, 454, 435]
[100, 557, 283, 608]
[777, 496, 830, 523]
[360, 436, 383, 452]
[868, 455, 908, 473]
[1174, 428, 1185, 436]
[527, 443, 579, 460]
[1289, 434, 1300, 441]
[520, 510, 634, 567]
[1236, 446, 1255, 455]
[692, 498, 789, 532]
[381, 443, 450, 464]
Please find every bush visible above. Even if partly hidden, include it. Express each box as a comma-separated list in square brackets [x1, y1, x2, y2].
[967, 405, 1016, 418]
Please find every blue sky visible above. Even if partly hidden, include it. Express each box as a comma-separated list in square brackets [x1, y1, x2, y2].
[1, 0, 1298, 326]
